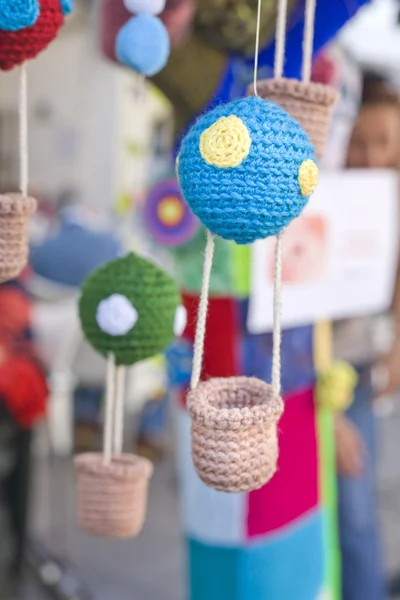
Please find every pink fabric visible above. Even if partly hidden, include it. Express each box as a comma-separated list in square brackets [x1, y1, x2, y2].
[246, 387, 319, 538]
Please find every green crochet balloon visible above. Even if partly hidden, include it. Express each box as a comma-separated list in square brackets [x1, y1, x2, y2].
[79, 253, 181, 366]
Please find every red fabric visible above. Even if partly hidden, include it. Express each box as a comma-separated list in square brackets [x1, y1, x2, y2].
[182, 292, 241, 380]
[246, 387, 319, 538]
[0, 0, 64, 71]
[0, 355, 48, 428]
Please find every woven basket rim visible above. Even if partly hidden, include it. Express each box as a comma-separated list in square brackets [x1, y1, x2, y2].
[249, 77, 339, 107]
[188, 376, 283, 430]
[74, 452, 154, 481]
[0, 193, 37, 216]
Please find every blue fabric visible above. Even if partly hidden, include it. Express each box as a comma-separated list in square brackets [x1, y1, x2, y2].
[338, 372, 386, 600]
[188, 510, 324, 600]
[30, 222, 121, 288]
[238, 300, 315, 393]
[177, 96, 315, 245]
[165, 338, 192, 388]
[116, 14, 170, 77]
[242, 510, 325, 600]
[0, 0, 39, 32]
[59, 0, 73, 16]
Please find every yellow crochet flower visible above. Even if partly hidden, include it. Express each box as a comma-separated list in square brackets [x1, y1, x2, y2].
[200, 115, 251, 168]
[315, 361, 358, 412]
[299, 159, 318, 197]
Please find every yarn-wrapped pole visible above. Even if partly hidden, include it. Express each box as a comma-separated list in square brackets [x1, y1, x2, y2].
[103, 353, 116, 465]
[190, 230, 215, 390]
[19, 63, 28, 199]
[302, 0, 317, 84]
[113, 365, 126, 455]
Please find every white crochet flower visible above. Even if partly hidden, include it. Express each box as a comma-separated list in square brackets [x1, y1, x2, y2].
[96, 294, 138, 336]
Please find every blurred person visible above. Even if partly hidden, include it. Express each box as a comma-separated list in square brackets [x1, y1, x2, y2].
[0, 273, 48, 593]
[334, 71, 400, 600]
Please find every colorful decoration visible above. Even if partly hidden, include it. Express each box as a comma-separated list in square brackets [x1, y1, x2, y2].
[75, 252, 180, 538]
[79, 253, 180, 366]
[0, 0, 66, 70]
[144, 178, 199, 247]
[315, 361, 358, 412]
[177, 96, 317, 245]
[116, 13, 170, 76]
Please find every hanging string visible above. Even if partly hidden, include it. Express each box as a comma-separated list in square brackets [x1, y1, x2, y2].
[19, 62, 28, 199]
[253, 0, 263, 96]
[302, 0, 316, 83]
[190, 230, 215, 390]
[103, 353, 116, 465]
[272, 231, 284, 396]
[113, 365, 126, 455]
[274, 0, 289, 79]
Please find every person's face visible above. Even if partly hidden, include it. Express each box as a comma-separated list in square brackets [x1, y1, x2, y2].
[346, 104, 400, 169]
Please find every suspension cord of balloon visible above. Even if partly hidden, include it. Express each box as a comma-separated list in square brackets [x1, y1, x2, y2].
[19, 62, 28, 200]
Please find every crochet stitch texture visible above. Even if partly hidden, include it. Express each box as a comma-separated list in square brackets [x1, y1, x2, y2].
[0, 0, 64, 70]
[0, 0, 39, 32]
[177, 96, 316, 245]
[79, 253, 180, 366]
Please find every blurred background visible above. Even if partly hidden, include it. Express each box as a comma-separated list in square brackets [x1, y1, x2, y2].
[1, 0, 400, 599]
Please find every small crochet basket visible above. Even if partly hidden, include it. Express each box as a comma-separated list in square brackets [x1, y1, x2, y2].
[188, 377, 283, 492]
[75, 453, 153, 538]
[0, 194, 36, 282]
[247, 78, 338, 158]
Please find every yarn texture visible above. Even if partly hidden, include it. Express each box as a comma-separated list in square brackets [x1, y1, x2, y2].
[79, 253, 180, 366]
[0, 193, 36, 283]
[177, 96, 316, 245]
[315, 361, 358, 412]
[0, 0, 39, 32]
[188, 376, 283, 492]
[115, 14, 170, 76]
[248, 78, 338, 159]
[59, 0, 73, 15]
[0, 0, 64, 70]
[75, 453, 153, 538]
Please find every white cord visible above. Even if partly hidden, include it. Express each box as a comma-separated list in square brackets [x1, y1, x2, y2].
[272, 231, 284, 396]
[113, 365, 126, 456]
[103, 353, 116, 465]
[190, 230, 215, 390]
[302, 0, 316, 83]
[274, 0, 289, 78]
[253, 0, 263, 96]
[19, 62, 28, 198]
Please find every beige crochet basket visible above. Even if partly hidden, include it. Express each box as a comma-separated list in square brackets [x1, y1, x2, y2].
[188, 377, 283, 493]
[0, 193, 36, 283]
[75, 453, 153, 538]
[248, 78, 338, 158]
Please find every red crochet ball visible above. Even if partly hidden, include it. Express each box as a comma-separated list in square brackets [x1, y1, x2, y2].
[0, 0, 64, 71]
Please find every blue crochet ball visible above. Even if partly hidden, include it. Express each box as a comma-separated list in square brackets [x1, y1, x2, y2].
[115, 14, 170, 77]
[177, 96, 318, 245]
[0, 0, 39, 31]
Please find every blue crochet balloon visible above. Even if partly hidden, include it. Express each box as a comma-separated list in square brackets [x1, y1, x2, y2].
[115, 14, 170, 77]
[177, 96, 318, 245]
[0, 0, 39, 31]
[60, 0, 73, 15]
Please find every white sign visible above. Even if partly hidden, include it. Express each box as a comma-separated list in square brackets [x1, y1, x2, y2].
[247, 170, 399, 334]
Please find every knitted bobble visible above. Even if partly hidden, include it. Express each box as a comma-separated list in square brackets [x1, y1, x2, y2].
[123, 0, 166, 15]
[177, 96, 317, 245]
[315, 362, 358, 412]
[173, 305, 187, 337]
[115, 14, 170, 76]
[79, 253, 180, 366]
[59, 0, 73, 15]
[0, 0, 64, 70]
[0, 0, 39, 32]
